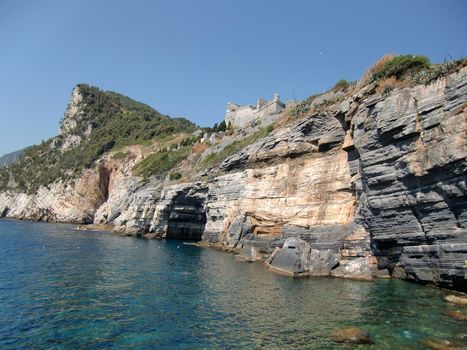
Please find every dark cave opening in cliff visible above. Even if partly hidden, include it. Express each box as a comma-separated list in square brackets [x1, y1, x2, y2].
[0, 207, 8, 218]
[98, 166, 111, 207]
[166, 192, 207, 241]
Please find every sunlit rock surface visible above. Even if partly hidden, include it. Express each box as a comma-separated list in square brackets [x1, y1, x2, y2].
[1, 68, 465, 290]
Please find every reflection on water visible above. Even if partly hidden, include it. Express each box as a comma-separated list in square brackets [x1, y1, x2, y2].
[0, 219, 465, 349]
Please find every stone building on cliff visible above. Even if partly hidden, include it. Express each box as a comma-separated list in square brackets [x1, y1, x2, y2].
[225, 93, 286, 128]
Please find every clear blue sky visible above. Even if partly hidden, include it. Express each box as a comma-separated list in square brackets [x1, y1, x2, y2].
[0, 0, 465, 155]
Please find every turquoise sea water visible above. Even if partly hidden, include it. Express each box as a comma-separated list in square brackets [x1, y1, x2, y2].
[0, 219, 465, 349]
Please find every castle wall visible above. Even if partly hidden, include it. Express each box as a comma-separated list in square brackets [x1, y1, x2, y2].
[225, 96, 285, 128]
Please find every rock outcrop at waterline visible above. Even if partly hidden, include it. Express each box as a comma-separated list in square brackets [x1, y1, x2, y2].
[0, 66, 466, 290]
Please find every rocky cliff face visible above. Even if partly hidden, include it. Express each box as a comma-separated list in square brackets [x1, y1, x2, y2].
[350, 70, 467, 288]
[0, 157, 130, 223]
[57, 86, 92, 151]
[0, 68, 465, 290]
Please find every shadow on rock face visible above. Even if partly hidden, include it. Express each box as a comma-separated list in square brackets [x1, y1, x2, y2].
[166, 191, 207, 241]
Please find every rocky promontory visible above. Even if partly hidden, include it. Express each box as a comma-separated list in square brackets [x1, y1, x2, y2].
[0, 56, 466, 291]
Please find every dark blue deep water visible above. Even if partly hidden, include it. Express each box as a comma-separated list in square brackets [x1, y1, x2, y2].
[0, 219, 465, 349]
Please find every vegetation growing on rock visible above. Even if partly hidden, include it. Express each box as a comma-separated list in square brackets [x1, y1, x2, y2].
[413, 58, 467, 84]
[369, 54, 431, 82]
[0, 84, 197, 193]
[367, 54, 467, 94]
[211, 120, 227, 132]
[198, 124, 274, 170]
[284, 55, 466, 124]
[0, 54, 465, 291]
[132, 147, 192, 179]
[331, 79, 350, 92]
[1, 54, 465, 195]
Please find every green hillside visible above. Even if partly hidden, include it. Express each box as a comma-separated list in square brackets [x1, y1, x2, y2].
[0, 84, 197, 193]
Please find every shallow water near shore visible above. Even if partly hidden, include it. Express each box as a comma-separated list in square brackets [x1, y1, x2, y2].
[0, 219, 465, 349]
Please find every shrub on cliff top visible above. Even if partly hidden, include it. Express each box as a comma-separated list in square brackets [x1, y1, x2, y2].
[210, 120, 227, 133]
[331, 79, 350, 92]
[169, 172, 182, 181]
[412, 58, 467, 85]
[370, 55, 430, 82]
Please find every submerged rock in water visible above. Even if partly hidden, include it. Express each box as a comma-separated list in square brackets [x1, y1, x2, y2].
[372, 268, 391, 279]
[445, 295, 467, 306]
[419, 338, 463, 350]
[331, 326, 373, 344]
[445, 310, 467, 321]
[236, 245, 261, 262]
[330, 257, 373, 280]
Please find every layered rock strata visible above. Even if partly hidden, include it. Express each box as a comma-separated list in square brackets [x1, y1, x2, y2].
[0, 68, 465, 290]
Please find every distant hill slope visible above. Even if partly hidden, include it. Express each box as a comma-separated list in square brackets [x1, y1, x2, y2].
[0, 84, 197, 193]
[0, 148, 26, 167]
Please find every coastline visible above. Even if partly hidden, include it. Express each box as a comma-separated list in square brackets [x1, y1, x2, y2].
[1, 216, 466, 293]
[27, 220, 449, 287]
[1, 67, 466, 292]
